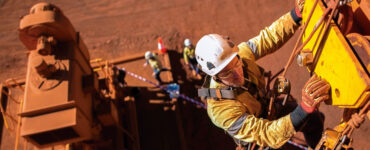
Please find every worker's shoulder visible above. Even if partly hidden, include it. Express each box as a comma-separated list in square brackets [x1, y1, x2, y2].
[206, 96, 247, 129]
[183, 46, 193, 52]
[237, 42, 256, 61]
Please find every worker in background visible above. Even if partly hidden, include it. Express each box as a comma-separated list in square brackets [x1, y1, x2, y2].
[113, 66, 126, 87]
[144, 51, 168, 84]
[183, 38, 201, 79]
[195, 0, 330, 149]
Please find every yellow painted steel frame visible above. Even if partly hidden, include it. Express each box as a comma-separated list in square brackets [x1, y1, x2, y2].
[302, 0, 369, 108]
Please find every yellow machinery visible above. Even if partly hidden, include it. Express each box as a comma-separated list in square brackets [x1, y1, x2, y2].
[294, 0, 369, 149]
[301, 0, 369, 108]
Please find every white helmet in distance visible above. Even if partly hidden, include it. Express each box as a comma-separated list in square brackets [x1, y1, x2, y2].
[195, 34, 238, 76]
[145, 51, 154, 59]
[184, 38, 192, 47]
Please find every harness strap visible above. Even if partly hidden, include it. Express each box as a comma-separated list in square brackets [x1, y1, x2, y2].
[198, 88, 237, 99]
[227, 113, 248, 136]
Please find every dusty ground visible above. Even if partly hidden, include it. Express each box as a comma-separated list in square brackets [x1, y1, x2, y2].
[0, 0, 368, 149]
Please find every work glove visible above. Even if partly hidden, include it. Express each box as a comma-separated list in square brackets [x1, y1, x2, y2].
[300, 74, 330, 113]
[295, 0, 305, 18]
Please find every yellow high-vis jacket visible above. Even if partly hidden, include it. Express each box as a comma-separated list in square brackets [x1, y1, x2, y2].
[206, 12, 299, 149]
[146, 54, 163, 71]
[183, 46, 196, 64]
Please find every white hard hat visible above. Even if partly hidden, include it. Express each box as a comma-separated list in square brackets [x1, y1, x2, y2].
[184, 38, 192, 47]
[195, 34, 238, 76]
[145, 51, 153, 59]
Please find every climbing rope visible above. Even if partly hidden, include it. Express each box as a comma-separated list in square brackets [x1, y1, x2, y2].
[119, 68, 206, 109]
[342, 101, 369, 137]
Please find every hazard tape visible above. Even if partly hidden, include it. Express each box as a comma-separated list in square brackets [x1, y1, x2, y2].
[119, 68, 206, 109]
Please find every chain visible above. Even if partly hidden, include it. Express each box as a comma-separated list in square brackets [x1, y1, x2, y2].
[119, 68, 206, 109]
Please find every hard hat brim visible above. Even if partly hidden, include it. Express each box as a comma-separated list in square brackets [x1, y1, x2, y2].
[208, 51, 238, 76]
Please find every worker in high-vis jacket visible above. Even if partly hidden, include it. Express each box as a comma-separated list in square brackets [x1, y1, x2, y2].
[195, 1, 330, 149]
[183, 38, 201, 79]
[144, 51, 168, 84]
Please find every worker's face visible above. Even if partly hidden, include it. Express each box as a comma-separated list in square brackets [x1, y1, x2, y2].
[216, 56, 244, 87]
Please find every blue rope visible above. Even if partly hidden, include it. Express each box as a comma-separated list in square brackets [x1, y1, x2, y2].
[119, 68, 206, 109]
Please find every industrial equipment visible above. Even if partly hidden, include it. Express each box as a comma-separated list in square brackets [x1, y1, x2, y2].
[12, 2, 140, 149]
[18, 2, 93, 147]
[279, 0, 369, 149]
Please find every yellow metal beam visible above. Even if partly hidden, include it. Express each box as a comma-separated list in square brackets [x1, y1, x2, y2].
[302, 0, 369, 108]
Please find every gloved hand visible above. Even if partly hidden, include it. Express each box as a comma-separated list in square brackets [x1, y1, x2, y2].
[300, 74, 330, 113]
[295, 0, 305, 17]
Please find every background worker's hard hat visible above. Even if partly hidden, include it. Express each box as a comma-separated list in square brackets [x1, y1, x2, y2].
[195, 34, 238, 76]
[184, 38, 192, 47]
[145, 51, 153, 59]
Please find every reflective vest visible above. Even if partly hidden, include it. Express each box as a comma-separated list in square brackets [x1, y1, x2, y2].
[183, 46, 196, 64]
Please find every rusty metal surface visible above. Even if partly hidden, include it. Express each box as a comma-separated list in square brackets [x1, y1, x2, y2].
[18, 2, 77, 50]
[0, 84, 9, 144]
[349, 0, 370, 35]
[18, 3, 94, 147]
[347, 33, 370, 73]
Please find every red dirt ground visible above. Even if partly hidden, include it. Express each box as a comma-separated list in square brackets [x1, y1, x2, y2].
[0, 0, 368, 149]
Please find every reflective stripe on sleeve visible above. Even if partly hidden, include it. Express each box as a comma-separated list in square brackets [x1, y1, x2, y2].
[245, 41, 259, 59]
[227, 113, 248, 136]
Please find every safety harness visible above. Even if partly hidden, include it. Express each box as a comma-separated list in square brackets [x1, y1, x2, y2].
[198, 59, 264, 101]
[197, 76, 260, 100]
[197, 59, 273, 150]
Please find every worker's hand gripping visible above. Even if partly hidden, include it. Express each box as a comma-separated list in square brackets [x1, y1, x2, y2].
[301, 74, 330, 113]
